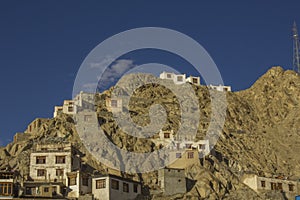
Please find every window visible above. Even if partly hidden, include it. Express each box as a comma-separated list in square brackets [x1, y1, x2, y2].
[123, 182, 129, 193]
[58, 147, 64, 151]
[0, 173, 13, 179]
[56, 156, 66, 164]
[199, 144, 205, 149]
[133, 183, 138, 193]
[37, 169, 46, 177]
[56, 169, 64, 176]
[36, 156, 46, 164]
[289, 184, 294, 191]
[164, 132, 170, 138]
[177, 76, 183, 82]
[44, 187, 49, 193]
[187, 152, 194, 159]
[192, 78, 198, 84]
[176, 153, 182, 158]
[41, 148, 48, 151]
[166, 73, 172, 78]
[111, 100, 118, 107]
[68, 177, 77, 186]
[261, 181, 266, 188]
[270, 182, 276, 190]
[111, 179, 119, 190]
[82, 177, 89, 186]
[0, 183, 13, 196]
[277, 183, 283, 191]
[96, 179, 106, 189]
[185, 144, 192, 149]
[84, 115, 92, 122]
[68, 106, 74, 112]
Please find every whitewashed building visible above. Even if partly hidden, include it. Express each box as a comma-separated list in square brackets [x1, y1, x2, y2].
[186, 75, 200, 85]
[159, 72, 187, 84]
[208, 84, 231, 92]
[74, 91, 95, 112]
[66, 170, 92, 198]
[92, 174, 141, 200]
[153, 130, 210, 156]
[25, 143, 91, 198]
[106, 98, 123, 112]
[242, 174, 299, 199]
[53, 100, 76, 117]
[54, 91, 96, 117]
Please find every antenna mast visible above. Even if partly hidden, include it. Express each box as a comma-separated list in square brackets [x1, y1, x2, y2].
[293, 21, 300, 73]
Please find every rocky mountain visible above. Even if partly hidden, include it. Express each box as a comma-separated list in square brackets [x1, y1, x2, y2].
[0, 66, 300, 199]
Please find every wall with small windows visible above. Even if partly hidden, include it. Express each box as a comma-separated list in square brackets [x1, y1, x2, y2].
[0, 172, 15, 198]
[66, 171, 91, 198]
[186, 76, 200, 85]
[242, 174, 299, 198]
[106, 98, 123, 112]
[74, 91, 95, 112]
[92, 175, 141, 200]
[167, 149, 200, 169]
[29, 143, 81, 183]
[158, 168, 186, 196]
[159, 72, 187, 85]
[208, 84, 231, 92]
[26, 118, 49, 134]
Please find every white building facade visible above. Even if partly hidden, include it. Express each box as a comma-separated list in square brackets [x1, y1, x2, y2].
[159, 72, 187, 84]
[26, 143, 91, 198]
[92, 175, 141, 200]
[208, 84, 231, 92]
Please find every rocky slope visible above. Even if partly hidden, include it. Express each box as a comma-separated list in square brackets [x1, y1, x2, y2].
[0, 66, 300, 199]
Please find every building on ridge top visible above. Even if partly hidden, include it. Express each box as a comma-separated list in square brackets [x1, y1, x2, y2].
[25, 118, 50, 134]
[159, 71, 187, 85]
[53, 91, 96, 118]
[159, 71, 200, 85]
[186, 75, 200, 85]
[208, 84, 231, 92]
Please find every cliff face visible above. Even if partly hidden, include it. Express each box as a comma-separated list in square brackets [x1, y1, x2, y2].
[0, 66, 300, 199]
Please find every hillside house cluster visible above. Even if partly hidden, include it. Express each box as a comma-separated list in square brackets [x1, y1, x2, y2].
[151, 130, 210, 169]
[1, 142, 142, 200]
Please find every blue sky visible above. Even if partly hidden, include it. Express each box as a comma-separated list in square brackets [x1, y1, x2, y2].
[0, 1, 300, 145]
